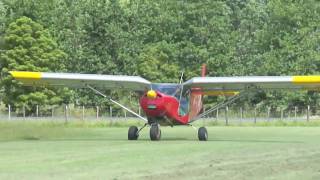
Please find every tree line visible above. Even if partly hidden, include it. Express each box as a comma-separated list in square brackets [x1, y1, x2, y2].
[0, 0, 319, 113]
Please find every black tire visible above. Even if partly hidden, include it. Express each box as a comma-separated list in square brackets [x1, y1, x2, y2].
[128, 126, 139, 140]
[198, 127, 208, 141]
[150, 124, 161, 141]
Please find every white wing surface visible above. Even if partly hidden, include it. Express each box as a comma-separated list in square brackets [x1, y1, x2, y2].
[9, 71, 151, 91]
[183, 76, 320, 94]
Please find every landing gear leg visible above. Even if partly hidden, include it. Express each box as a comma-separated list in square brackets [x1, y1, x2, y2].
[198, 127, 208, 141]
[150, 123, 161, 141]
[137, 123, 148, 134]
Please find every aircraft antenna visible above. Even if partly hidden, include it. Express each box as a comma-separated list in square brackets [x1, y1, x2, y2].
[179, 71, 184, 84]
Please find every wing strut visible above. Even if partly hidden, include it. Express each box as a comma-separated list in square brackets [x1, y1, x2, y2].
[189, 92, 246, 123]
[86, 85, 148, 122]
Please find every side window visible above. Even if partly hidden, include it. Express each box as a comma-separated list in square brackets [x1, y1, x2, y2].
[179, 91, 190, 116]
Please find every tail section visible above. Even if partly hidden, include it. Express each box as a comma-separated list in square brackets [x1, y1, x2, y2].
[188, 64, 206, 120]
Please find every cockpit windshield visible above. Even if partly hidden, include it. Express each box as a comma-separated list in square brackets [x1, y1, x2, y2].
[151, 84, 180, 97]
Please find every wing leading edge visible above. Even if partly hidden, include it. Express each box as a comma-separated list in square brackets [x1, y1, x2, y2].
[183, 76, 320, 93]
[9, 71, 151, 91]
[11, 72, 320, 93]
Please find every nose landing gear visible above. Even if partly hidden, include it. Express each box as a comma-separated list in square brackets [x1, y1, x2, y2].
[150, 123, 161, 141]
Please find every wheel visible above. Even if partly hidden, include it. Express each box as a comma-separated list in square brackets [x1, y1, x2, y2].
[128, 126, 139, 140]
[150, 124, 161, 141]
[150, 123, 161, 141]
[198, 127, 208, 141]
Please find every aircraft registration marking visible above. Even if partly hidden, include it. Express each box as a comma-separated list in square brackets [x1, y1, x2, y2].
[148, 105, 157, 109]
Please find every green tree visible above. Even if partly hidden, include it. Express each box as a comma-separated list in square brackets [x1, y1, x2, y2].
[138, 41, 180, 83]
[0, 16, 70, 113]
[0, 0, 319, 112]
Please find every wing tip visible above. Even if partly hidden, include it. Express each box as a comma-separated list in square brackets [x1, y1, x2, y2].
[293, 76, 320, 84]
[9, 71, 42, 79]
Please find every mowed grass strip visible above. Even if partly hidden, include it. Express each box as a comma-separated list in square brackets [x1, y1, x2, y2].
[0, 121, 320, 180]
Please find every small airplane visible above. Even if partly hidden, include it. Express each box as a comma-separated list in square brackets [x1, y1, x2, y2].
[9, 65, 320, 141]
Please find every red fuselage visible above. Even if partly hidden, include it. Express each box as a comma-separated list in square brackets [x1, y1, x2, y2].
[140, 91, 189, 125]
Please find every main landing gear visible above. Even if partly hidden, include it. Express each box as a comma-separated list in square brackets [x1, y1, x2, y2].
[128, 124, 208, 141]
[128, 126, 139, 140]
[198, 127, 208, 141]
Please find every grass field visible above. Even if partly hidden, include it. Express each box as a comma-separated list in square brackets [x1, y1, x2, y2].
[0, 121, 320, 180]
